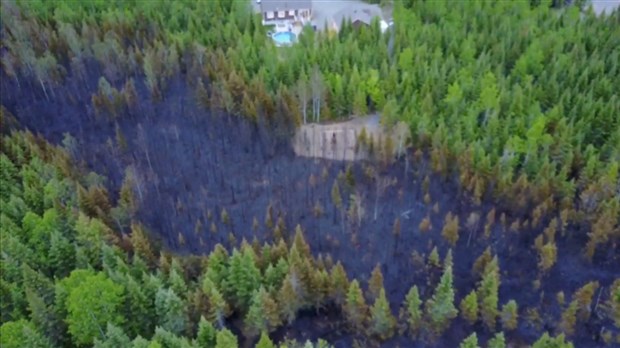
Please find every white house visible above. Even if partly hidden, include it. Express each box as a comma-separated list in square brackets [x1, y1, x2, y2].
[260, 0, 312, 24]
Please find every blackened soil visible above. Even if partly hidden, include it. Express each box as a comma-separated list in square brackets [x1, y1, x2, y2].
[2, 70, 617, 347]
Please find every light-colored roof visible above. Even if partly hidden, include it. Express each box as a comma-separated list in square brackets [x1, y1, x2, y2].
[332, 5, 383, 27]
[261, 0, 312, 12]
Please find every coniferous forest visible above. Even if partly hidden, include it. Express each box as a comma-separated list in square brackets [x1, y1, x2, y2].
[1, 0, 619, 347]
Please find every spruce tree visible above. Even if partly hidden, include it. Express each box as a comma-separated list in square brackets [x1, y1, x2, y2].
[278, 273, 302, 324]
[459, 290, 478, 325]
[369, 288, 396, 340]
[331, 181, 342, 211]
[488, 332, 506, 348]
[293, 225, 311, 258]
[195, 316, 216, 348]
[93, 324, 131, 348]
[344, 280, 368, 332]
[329, 262, 349, 307]
[425, 265, 458, 335]
[478, 256, 500, 331]
[309, 269, 330, 310]
[501, 300, 518, 331]
[368, 264, 384, 300]
[224, 248, 261, 310]
[205, 244, 229, 289]
[559, 301, 578, 336]
[444, 249, 453, 270]
[428, 246, 441, 268]
[263, 258, 289, 293]
[403, 285, 422, 335]
[255, 332, 276, 348]
[130, 223, 156, 266]
[472, 247, 492, 277]
[154, 287, 186, 336]
[459, 332, 479, 348]
[573, 281, 599, 322]
[215, 328, 238, 348]
[125, 275, 155, 338]
[441, 212, 460, 246]
[244, 287, 281, 338]
[203, 278, 230, 328]
[531, 333, 574, 348]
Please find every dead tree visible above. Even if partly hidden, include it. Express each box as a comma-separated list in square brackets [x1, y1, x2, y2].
[374, 174, 397, 221]
[137, 124, 154, 173]
[311, 65, 323, 123]
[297, 69, 310, 124]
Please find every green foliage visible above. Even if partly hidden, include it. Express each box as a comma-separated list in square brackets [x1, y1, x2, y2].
[154, 287, 186, 336]
[224, 248, 261, 310]
[459, 332, 479, 348]
[403, 285, 422, 335]
[478, 257, 500, 331]
[531, 332, 574, 348]
[255, 332, 276, 348]
[488, 332, 506, 348]
[244, 287, 281, 338]
[344, 280, 368, 332]
[278, 273, 303, 325]
[425, 265, 458, 334]
[501, 300, 519, 331]
[63, 270, 125, 346]
[215, 328, 238, 348]
[195, 316, 216, 347]
[368, 264, 384, 300]
[369, 288, 396, 340]
[93, 323, 131, 348]
[0, 319, 52, 348]
[329, 262, 349, 307]
[459, 290, 478, 325]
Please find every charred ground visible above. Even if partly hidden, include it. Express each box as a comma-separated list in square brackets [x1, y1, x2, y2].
[2, 67, 617, 347]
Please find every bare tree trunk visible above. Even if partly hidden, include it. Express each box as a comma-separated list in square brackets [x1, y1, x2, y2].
[374, 192, 379, 221]
[39, 79, 50, 101]
[311, 65, 323, 123]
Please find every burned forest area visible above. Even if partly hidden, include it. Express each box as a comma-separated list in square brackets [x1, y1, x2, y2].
[1, 1, 619, 348]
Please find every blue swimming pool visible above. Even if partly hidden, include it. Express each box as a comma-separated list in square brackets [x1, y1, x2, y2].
[272, 32, 296, 46]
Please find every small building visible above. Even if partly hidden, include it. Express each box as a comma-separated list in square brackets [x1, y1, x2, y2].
[260, 0, 312, 24]
[331, 5, 388, 33]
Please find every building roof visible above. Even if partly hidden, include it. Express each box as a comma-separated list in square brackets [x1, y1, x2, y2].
[260, 0, 312, 12]
[332, 5, 383, 27]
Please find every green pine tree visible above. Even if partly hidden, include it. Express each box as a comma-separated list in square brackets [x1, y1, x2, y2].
[488, 332, 506, 348]
[255, 331, 276, 348]
[459, 290, 478, 325]
[224, 248, 261, 310]
[195, 316, 216, 348]
[501, 300, 518, 331]
[329, 262, 349, 307]
[368, 264, 384, 300]
[244, 287, 281, 338]
[93, 323, 131, 348]
[424, 265, 458, 335]
[369, 288, 396, 340]
[531, 333, 574, 348]
[344, 280, 368, 332]
[278, 273, 302, 324]
[478, 257, 500, 331]
[403, 285, 422, 335]
[215, 328, 238, 348]
[459, 332, 479, 348]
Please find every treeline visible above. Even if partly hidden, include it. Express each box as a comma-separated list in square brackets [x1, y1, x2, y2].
[1, 0, 618, 261]
[4, 128, 613, 347]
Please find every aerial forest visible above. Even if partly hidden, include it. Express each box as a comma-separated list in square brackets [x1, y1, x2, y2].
[0, 0, 618, 347]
